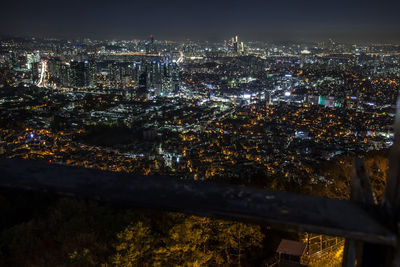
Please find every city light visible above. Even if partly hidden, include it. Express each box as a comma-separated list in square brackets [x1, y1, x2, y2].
[0, 18, 399, 266]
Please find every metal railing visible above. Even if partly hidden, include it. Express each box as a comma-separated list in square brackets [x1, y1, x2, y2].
[302, 240, 345, 266]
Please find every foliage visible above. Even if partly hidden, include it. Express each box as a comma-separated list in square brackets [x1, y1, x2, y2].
[111, 215, 264, 267]
[0, 149, 390, 266]
[77, 123, 136, 147]
[0, 196, 264, 267]
[112, 221, 155, 267]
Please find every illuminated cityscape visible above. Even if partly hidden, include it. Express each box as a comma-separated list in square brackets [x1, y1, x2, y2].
[1, 0, 400, 266]
[0, 34, 399, 265]
[1, 36, 398, 178]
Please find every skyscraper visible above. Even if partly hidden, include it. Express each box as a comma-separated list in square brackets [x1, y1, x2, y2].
[233, 35, 239, 54]
[146, 34, 155, 54]
[137, 71, 148, 99]
[71, 61, 90, 87]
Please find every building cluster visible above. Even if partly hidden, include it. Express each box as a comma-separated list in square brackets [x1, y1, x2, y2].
[0, 36, 399, 184]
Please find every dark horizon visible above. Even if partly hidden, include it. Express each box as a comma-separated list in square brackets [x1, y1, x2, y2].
[1, 0, 400, 43]
[2, 32, 400, 45]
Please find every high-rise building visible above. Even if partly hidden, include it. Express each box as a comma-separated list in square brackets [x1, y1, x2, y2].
[137, 71, 148, 99]
[88, 61, 97, 87]
[233, 35, 239, 54]
[150, 60, 162, 86]
[171, 62, 180, 94]
[70, 61, 90, 87]
[229, 35, 240, 54]
[146, 34, 156, 54]
[60, 62, 72, 86]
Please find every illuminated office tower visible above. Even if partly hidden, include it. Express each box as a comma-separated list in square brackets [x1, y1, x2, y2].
[235, 36, 239, 53]
[60, 62, 72, 86]
[137, 71, 149, 99]
[232, 35, 239, 54]
[88, 61, 97, 87]
[171, 62, 179, 93]
[149, 60, 162, 87]
[71, 61, 90, 87]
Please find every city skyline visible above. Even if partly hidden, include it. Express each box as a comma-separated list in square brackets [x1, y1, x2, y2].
[1, 0, 400, 43]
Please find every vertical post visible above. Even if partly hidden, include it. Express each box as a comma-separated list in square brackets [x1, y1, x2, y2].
[351, 158, 374, 206]
[343, 157, 373, 266]
[383, 97, 400, 266]
[320, 235, 323, 251]
[384, 97, 400, 216]
[355, 97, 400, 267]
[344, 240, 357, 267]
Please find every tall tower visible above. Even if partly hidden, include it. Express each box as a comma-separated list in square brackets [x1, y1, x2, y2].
[233, 35, 239, 54]
[137, 71, 148, 99]
[146, 34, 155, 54]
[70, 61, 90, 88]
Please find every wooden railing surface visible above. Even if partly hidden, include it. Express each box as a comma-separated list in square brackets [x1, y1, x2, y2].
[0, 158, 396, 248]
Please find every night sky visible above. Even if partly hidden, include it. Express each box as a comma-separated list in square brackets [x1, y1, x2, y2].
[1, 0, 400, 42]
